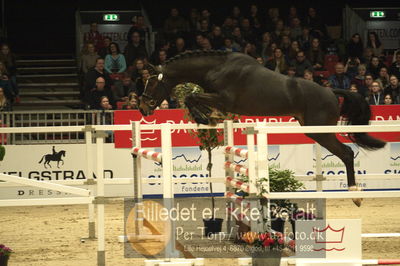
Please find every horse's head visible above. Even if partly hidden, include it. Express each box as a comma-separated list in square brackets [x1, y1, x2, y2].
[139, 73, 168, 116]
[60, 150, 66, 157]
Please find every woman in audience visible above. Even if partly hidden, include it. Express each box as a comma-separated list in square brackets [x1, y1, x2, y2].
[105, 42, 127, 75]
[383, 94, 394, 105]
[367, 56, 385, 79]
[81, 42, 100, 74]
[376, 66, 390, 88]
[122, 92, 139, 110]
[347, 33, 363, 60]
[384, 75, 400, 104]
[0, 86, 11, 111]
[287, 40, 300, 62]
[351, 64, 368, 97]
[368, 81, 385, 105]
[366, 32, 384, 57]
[306, 37, 324, 71]
[128, 58, 147, 81]
[265, 48, 288, 74]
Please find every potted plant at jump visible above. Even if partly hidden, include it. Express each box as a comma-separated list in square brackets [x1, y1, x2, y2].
[0, 244, 13, 266]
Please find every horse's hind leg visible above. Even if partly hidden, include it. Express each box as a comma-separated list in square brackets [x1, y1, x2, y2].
[305, 132, 362, 207]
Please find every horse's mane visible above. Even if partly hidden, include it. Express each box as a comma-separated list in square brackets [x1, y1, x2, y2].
[165, 50, 230, 66]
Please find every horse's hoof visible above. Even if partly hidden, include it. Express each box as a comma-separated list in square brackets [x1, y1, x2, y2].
[349, 186, 363, 207]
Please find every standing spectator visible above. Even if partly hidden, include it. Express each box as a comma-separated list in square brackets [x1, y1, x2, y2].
[376, 67, 390, 88]
[208, 26, 224, 50]
[347, 33, 363, 60]
[290, 50, 313, 77]
[80, 42, 100, 74]
[169, 37, 187, 57]
[306, 38, 325, 71]
[88, 77, 115, 109]
[163, 8, 189, 41]
[290, 17, 303, 41]
[113, 72, 137, 102]
[124, 31, 148, 66]
[351, 64, 368, 97]
[98, 37, 111, 59]
[367, 81, 385, 105]
[105, 42, 127, 75]
[122, 92, 139, 110]
[389, 52, 400, 79]
[368, 56, 385, 79]
[0, 61, 14, 100]
[367, 32, 384, 57]
[84, 23, 104, 52]
[0, 86, 11, 111]
[384, 75, 400, 104]
[328, 62, 351, 90]
[298, 27, 312, 51]
[0, 44, 18, 100]
[265, 48, 288, 74]
[127, 15, 148, 44]
[305, 7, 326, 39]
[84, 58, 113, 103]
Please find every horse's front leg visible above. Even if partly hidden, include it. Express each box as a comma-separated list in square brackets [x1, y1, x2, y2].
[184, 93, 226, 125]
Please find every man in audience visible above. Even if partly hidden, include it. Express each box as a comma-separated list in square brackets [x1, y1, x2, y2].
[124, 31, 148, 66]
[328, 62, 351, 90]
[390, 53, 400, 79]
[290, 50, 313, 77]
[84, 58, 113, 103]
[88, 77, 115, 109]
[112, 72, 137, 102]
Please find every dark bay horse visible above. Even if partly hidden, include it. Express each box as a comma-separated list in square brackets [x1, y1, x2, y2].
[139, 50, 386, 206]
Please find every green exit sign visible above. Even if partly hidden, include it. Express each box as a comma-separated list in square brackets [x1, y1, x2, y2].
[103, 14, 120, 21]
[370, 11, 385, 18]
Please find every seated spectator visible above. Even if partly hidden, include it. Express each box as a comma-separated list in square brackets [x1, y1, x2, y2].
[305, 7, 326, 39]
[163, 8, 189, 41]
[197, 18, 211, 36]
[364, 74, 375, 98]
[105, 42, 127, 75]
[0, 44, 18, 100]
[188, 8, 200, 34]
[351, 64, 368, 97]
[83, 22, 104, 52]
[289, 17, 303, 41]
[366, 32, 384, 57]
[192, 33, 206, 50]
[113, 72, 137, 102]
[290, 50, 313, 77]
[287, 66, 297, 77]
[0, 86, 11, 111]
[361, 47, 374, 64]
[151, 49, 168, 70]
[240, 18, 256, 43]
[98, 37, 111, 59]
[122, 92, 139, 110]
[243, 42, 257, 58]
[287, 40, 300, 62]
[221, 17, 235, 39]
[158, 99, 169, 109]
[303, 69, 323, 85]
[208, 26, 224, 50]
[88, 77, 115, 109]
[200, 37, 213, 50]
[80, 42, 100, 74]
[265, 48, 288, 74]
[383, 93, 394, 105]
[376, 66, 390, 88]
[258, 32, 272, 62]
[271, 19, 285, 42]
[280, 35, 292, 55]
[84, 58, 113, 103]
[328, 62, 351, 90]
[256, 56, 264, 65]
[128, 58, 147, 81]
[124, 31, 148, 66]
[306, 38, 324, 71]
[384, 75, 400, 104]
[349, 83, 359, 94]
[220, 38, 239, 52]
[231, 27, 246, 50]
[298, 27, 312, 51]
[135, 68, 151, 96]
[367, 81, 385, 105]
[390, 52, 400, 79]
[169, 37, 187, 57]
[344, 56, 361, 79]
[99, 96, 113, 110]
[347, 33, 363, 60]
[367, 56, 385, 79]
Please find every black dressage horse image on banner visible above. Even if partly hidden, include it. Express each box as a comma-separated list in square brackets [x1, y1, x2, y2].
[139, 50, 386, 206]
[38, 147, 66, 169]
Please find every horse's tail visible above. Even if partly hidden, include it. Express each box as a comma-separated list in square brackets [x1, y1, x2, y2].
[38, 155, 45, 164]
[332, 89, 386, 150]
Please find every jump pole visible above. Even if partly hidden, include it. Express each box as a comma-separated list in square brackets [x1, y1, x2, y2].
[84, 126, 96, 239]
[223, 120, 235, 236]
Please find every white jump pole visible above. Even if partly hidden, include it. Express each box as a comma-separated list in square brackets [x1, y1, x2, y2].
[315, 143, 325, 219]
[85, 126, 96, 239]
[161, 123, 178, 258]
[95, 131, 106, 266]
[132, 121, 143, 237]
[224, 120, 235, 236]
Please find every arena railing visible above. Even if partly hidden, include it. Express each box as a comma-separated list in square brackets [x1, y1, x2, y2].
[0, 110, 114, 145]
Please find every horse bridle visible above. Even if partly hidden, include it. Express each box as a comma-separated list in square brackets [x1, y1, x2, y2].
[142, 73, 164, 108]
